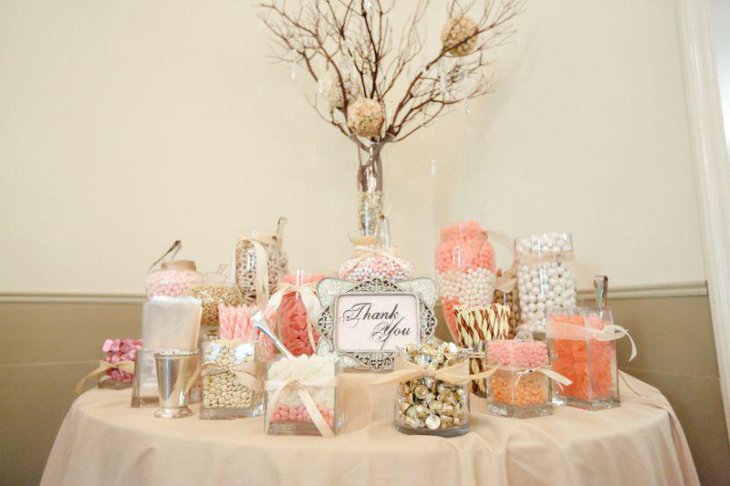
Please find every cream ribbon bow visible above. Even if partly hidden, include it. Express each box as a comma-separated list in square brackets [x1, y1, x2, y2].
[265, 282, 322, 353]
[370, 355, 498, 386]
[265, 377, 337, 438]
[184, 360, 261, 396]
[339, 246, 410, 277]
[74, 360, 135, 394]
[512, 367, 573, 389]
[235, 236, 270, 309]
[591, 324, 637, 361]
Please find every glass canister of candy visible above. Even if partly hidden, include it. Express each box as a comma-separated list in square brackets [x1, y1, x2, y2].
[493, 270, 521, 338]
[547, 307, 635, 410]
[145, 240, 204, 299]
[373, 342, 473, 437]
[74, 338, 143, 394]
[436, 221, 496, 340]
[234, 218, 289, 308]
[265, 270, 329, 356]
[515, 233, 577, 335]
[189, 268, 244, 342]
[485, 335, 569, 418]
[265, 354, 344, 437]
[196, 311, 265, 419]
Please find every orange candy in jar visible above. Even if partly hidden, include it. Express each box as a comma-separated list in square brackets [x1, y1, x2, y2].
[547, 308, 619, 410]
[436, 222, 496, 339]
[486, 339, 553, 418]
[268, 271, 328, 357]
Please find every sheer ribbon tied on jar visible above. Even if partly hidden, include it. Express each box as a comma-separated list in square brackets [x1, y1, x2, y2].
[185, 360, 262, 396]
[512, 367, 572, 389]
[75, 360, 136, 394]
[371, 355, 497, 386]
[265, 377, 337, 438]
[265, 281, 322, 354]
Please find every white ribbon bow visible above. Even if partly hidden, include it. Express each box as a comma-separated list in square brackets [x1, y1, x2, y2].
[512, 367, 573, 390]
[265, 378, 337, 438]
[591, 324, 637, 361]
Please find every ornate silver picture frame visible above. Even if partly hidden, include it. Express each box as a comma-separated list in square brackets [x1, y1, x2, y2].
[316, 277, 437, 371]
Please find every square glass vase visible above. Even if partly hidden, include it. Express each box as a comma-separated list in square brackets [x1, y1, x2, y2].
[199, 339, 264, 419]
[265, 355, 344, 436]
[548, 308, 620, 411]
[487, 368, 553, 418]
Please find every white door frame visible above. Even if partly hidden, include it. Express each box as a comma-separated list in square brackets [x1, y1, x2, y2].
[676, 0, 730, 439]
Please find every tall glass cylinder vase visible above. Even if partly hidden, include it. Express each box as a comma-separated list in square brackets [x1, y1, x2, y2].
[357, 143, 384, 236]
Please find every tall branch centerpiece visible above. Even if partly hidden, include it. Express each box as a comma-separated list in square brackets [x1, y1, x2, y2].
[259, 0, 523, 235]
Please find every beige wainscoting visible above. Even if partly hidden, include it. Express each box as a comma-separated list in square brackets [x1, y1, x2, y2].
[1, 289, 729, 486]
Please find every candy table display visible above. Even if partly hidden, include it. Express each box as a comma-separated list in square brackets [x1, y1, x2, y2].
[266, 270, 328, 356]
[485, 339, 555, 418]
[146, 260, 204, 299]
[547, 308, 620, 410]
[515, 232, 577, 332]
[265, 355, 343, 437]
[436, 221, 496, 339]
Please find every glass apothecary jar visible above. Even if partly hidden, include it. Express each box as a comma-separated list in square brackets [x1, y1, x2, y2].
[515, 233, 577, 333]
[189, 273, 243, 329]
[436, 221, 496, 340]
[339, 236, 415, 283]
[547, 308, 620, 410]
[393, 343, 470, 437]
[267, 270, 329, 356]
[234, 219, 289, 306]
[200, 339, 264, 419]
[146, 260, 204, 299]
[265, 355, 343, 437]
[486, 339, 553, 418]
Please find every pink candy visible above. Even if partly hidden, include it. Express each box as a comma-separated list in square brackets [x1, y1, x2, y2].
[102, 338, 142, 382]
[270, 404, 335, 428]
[486, 340, 549, 369]
[145, 269, 204, 299]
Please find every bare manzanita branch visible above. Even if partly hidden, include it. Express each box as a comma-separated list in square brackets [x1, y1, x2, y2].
[257, 0, 523, 148]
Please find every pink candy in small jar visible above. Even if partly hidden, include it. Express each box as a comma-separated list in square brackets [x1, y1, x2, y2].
[266, 270, 329, 356]
[436, 221, 496, 339]
[146, 260, 204, 299]
[100, 338, 143, 389]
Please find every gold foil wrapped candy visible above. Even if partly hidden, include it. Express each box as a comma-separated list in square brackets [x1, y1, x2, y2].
[391, 342, 470, 437]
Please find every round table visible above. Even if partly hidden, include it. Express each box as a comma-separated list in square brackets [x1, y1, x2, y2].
[41, 372, 698, 486]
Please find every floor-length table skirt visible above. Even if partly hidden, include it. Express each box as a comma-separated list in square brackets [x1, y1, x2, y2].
[41, 372, 698, 486]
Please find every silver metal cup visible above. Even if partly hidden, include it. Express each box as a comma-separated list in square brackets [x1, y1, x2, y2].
[154, 350, 198, 418]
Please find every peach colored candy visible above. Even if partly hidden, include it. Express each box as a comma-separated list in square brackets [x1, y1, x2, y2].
[270, 404, 335, 428]
[272, 273, 327, 356]
[549, 314, 615, 401]
[489, 372, 548, 406]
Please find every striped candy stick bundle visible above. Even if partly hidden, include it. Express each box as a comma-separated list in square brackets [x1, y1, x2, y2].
[454, 304, 512, 396]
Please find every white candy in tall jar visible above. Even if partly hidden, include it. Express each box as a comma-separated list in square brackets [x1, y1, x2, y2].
[515, 232, 577, 332]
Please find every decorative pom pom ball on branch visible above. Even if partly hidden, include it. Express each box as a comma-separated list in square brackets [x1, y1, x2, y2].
[258, 0, 523, 149]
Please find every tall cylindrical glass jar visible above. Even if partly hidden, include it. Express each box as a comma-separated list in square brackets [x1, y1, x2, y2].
[436, 221, 496, 339]
[234, 220, 289, 307]
[515, 233, 577, 334]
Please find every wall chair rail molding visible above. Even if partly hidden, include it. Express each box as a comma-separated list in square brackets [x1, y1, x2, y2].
[676, 0, 730, 439]
[0, 282, 708, 305]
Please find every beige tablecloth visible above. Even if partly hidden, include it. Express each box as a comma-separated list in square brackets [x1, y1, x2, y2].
[42, 372, 698, 486]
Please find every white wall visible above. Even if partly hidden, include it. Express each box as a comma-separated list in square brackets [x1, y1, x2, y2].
[427, 0, 706, 287]
[0, 0, 706, 294]
[711, 0, 730, 147]
[0, 1, 435, 294]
